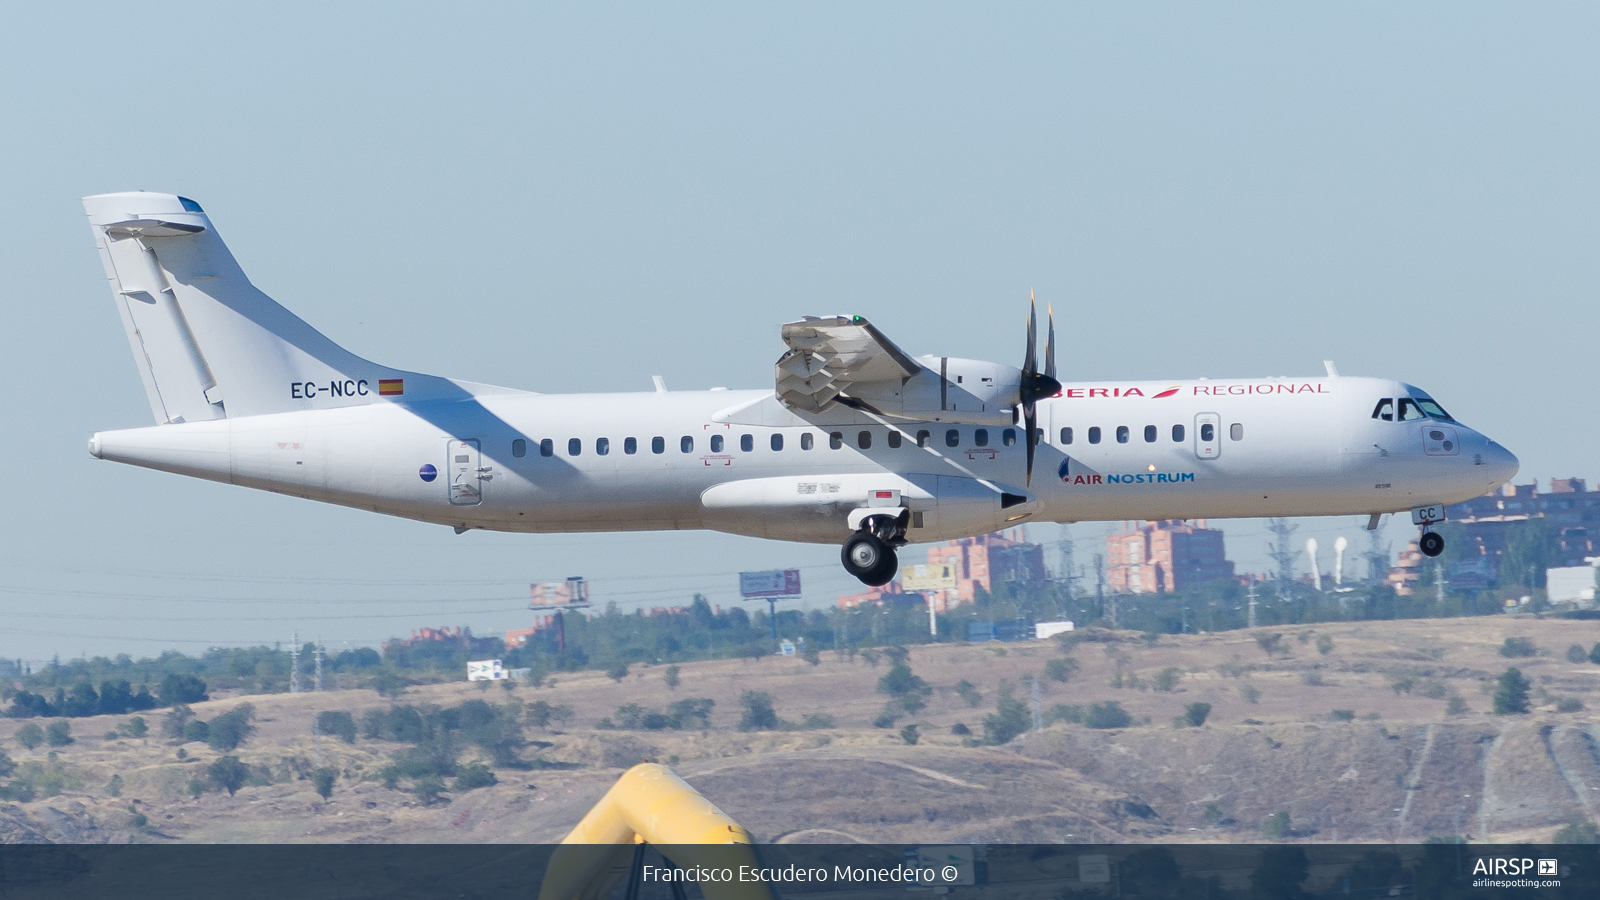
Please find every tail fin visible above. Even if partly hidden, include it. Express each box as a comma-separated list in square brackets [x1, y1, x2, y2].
[85, 192, 415, 423]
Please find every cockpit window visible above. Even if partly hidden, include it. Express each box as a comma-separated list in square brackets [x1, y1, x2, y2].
[1397, 398, 1427, 421]
[1414, 397, 1454, 421]
[1371, 398, 1393, 421]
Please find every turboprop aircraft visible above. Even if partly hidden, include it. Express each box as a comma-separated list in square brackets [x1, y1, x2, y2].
[83, 192, 1519, 586]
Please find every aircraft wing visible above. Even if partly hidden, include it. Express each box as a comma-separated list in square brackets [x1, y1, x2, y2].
[775, 316, 923, 412]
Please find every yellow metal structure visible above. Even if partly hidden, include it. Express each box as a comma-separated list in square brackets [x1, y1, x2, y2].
[537, 763, 774, 900]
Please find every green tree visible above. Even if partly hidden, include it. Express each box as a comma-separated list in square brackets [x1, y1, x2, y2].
[1494, 668, 1531, 715]
[45, 721, 73, 747]
[1316, 634, 1334, 655]
[1183, 702, 1211, 727]
[1499, 637, 1537, 658]
[373, 669, 410, 699]
[158, 673, 209, 705]
[412, 775, 446, 805]
[207, 704, 255, 752]
[1255, 632, 1285, 657]
[106, 773, 123, 797]
[182, 719, 209, 743]
[1567, 644, 1588, 664]
[954, 680, 982, 707]
[982, 683, 1030, 745]
[311, 768, 336, 800]
[737, 691, 778, 731]
[453, 762, 497, 791]
[0, 749, 14, 779]
[208, 755, 250, 797]
[606, 662, 630, 682]
[663, 665, 680, 689]
[877, 662, 929, 697]
[1153, 667, 1182, 692]
[1590, 643, 1600, 665]
[15, 723, 43, 750]
[118, 717, 147, 738]
[1085, 701, 1132, 729]
[900, 724, 919, 745]
[1260, 811, 1293, 839]
[1044, 658, 1079, 683]
[315, 711, 356, 744]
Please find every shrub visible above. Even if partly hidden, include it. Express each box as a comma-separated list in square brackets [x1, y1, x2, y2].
[877, 663, 929, 697]
[1183, 703, 1211, 727]
[207, 705, 255, 752]
[871, 710, 899, 729]
[1044, 658, 1079, 683]
[954, 680, 982, 707]
[899, 694, 926, 715]
[107, 773, 123, 797]
[1494, 668, 1531, 715]
[45, 721, 73, 747]
[316, 711, 356, 744]
[1499, 637, 1538, 658]
[311, 768, 336, 800]
[801, 649, 821, 666]
[1329, 709, 1356, 722]
[1316, 635, 1334, 655]
[162, 705, 194, 740]
[128, 811, 147, 829]
[737, 691, 778, 731]
[900, 725, 919, 745]
[1591, 643, 1600, 665]
[453, 762, 497, 791]
[1446, 697, 1470, 716]
[1568, 645, 1589, 664]
[1261, 811, 1292, 839]
[666, 698, 715, 729]
[1391, 677, 1415, 695]
[208, 755, 249, 797]
[412, 775, 447, 805]
[1085, 701, 1132, 729]
[1240, 684, 1261, 704]
[1553, 819, 1600, 844]
[800, 713, 834, 729]
[1047, 704, 1084, 725]
[982, 683, 1031, 745]
[159, 673, 209, 706]
[950, 723, 971, 736]
[1153, 668, 1181, 692]
[606, 662, 629, 682]
[1300, 670, 1324, 687]
[15, 723, 43, 750]
[663, 665, 680, 689]
[373, 670, 410, 699]
[182, 720, 209, 743]
[1557, 697, 1585, 713]
[1255, 633, 1284, 657]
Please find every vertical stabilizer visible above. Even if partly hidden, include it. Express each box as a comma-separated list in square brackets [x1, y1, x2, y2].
[84, 192, 416, 423]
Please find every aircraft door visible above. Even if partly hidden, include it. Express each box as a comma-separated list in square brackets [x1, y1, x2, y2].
[1194, 413, 1221, 460]
[448, 439, 485, 506]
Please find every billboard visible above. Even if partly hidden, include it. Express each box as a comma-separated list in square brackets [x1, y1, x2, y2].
[467, 659, 506, 681]
[531, 576, 591, 609]
[900, 563, 957, 590]
[739, 569, 802, 599]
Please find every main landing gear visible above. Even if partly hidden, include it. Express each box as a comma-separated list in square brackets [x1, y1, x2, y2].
[841, 512, 909, 586]
[1412, 504, 1446, 558]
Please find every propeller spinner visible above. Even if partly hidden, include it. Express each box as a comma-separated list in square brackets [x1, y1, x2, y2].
[1019, 295, 1061, 486]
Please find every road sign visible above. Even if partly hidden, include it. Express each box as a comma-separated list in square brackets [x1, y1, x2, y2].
[739, 569, 802, 599]
[901, 563, 957, 590]
[531, 576, 591, 609]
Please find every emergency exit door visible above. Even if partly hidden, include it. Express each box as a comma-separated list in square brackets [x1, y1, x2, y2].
[448, 439, 484, 505]
[1193, 413, 1221, 460]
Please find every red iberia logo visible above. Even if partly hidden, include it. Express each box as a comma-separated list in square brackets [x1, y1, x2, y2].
[1153, 386, 1181, 398]
[378, 379, 404, 396]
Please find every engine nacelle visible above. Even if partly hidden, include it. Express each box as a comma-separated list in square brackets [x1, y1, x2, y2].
[843, 356, 1021, 425]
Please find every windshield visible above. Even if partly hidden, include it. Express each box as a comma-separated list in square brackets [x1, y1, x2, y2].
[1413, 396, 1454, 421]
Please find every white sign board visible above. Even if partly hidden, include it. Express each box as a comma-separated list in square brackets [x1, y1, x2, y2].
[1077, 854, 1111, 884]
[467, 659, 506, 681]
[740, 569, 802, 598]
[1035, 621, 1075, 640]
[1547, 566, 1597, 604]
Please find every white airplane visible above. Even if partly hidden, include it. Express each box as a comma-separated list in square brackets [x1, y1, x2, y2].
[83, 192, 1519, 586]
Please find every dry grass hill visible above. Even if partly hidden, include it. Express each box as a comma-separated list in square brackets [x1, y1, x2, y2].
[2, 614, 1599, 845]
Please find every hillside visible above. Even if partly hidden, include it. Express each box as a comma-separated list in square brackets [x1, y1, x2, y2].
[2, 614, 1598, 844]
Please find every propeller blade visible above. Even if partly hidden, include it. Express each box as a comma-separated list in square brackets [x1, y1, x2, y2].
[1024, 405, 1037, 486]
[1023, 295, 1037, 377]
[1044, 303, 1056, 381]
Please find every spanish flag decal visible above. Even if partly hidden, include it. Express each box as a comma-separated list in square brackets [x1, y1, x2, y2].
[378, 379, 404, 396]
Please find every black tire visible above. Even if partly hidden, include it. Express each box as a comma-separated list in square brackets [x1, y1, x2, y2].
[842, 532, 889, 584]
[1419, 531, 1444, 558]
[863, 545, 899, 587]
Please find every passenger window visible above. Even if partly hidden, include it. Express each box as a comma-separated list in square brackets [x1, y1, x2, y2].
[1144, 425, 1157, 443]
[1116, 426, 1129, 444]
[624, 437, 637, 455]
[1172, 424, 1184, 442]
[974, 429, 989, 447]
[710, 435, 724, 453]
[651, 436, 665, 454]
[1088, 427, 1101, 444]
[945, 429, 960, 448]
[801, 433, 813, 450]
[1200, 423, 1214, 442]
[512, 439, 526, 458]
[1230, 423, 1244, 441]
[770, 434, 783, 451]
[829, 432, 843, 450]
[1002, 428, 1017, 446]
[917, 430, 930, 447]
[858, 431, 872, 449]
[568, 438, 582, 456]
[1061, 427, 1073, 445]
[680, 436, 693, 453]
[740, 434, 753, 452]
[887, 431, 902, 449]
[1397, 398, 1427, 421]
[540, 439, 553, 457]
[596, 437, 610, 456]
[1371, 398, 1394, 421]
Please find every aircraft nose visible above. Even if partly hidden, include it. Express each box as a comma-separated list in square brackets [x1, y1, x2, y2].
[1481, 439, 1519, 488]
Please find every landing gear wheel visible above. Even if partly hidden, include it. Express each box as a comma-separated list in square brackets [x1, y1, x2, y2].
[842, 532, 899, 586]
[1419, 531, 1445, 558]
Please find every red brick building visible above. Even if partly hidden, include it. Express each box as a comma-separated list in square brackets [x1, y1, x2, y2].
[1106, 520, 1235, 594]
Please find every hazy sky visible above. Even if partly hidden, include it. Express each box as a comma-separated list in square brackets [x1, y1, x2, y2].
[2, 4, 1595, 664]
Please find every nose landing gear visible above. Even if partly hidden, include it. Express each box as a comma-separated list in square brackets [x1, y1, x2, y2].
[1412, 505, 1446, 558]
[841, 511, 909, 586]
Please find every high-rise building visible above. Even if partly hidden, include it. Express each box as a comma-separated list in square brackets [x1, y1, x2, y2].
[1106, 520, 1235, 594]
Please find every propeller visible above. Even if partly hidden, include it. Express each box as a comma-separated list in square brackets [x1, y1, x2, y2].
[1020, 292, 1061, 486]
